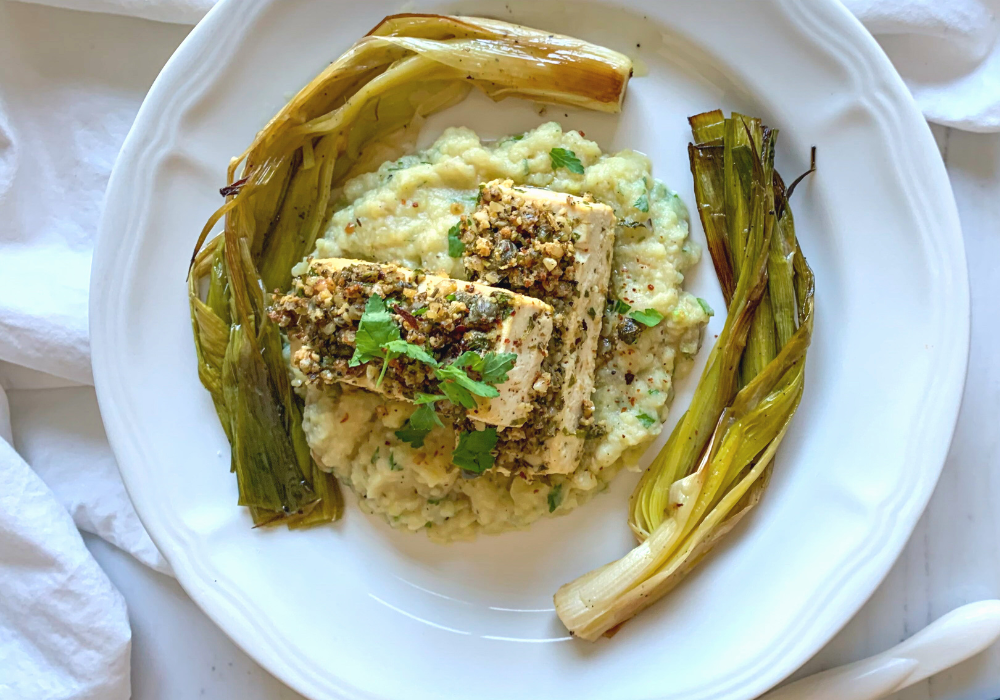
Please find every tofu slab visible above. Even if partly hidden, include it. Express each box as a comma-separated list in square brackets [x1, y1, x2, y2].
[461, 180, 616, 474]
[270, 259, 553, 428]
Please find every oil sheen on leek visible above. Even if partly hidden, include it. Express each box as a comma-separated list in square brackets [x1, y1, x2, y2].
[187, 14, 633, 527]
[554, 110, 816, 640]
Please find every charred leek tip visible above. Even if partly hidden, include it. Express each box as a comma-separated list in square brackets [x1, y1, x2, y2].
[555, 111, 815, 640]
[187, 15, 633, 528]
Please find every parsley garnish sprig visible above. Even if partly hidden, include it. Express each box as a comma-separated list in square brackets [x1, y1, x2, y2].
[433, 351, 516, 409]
[351, 295, 513, 474]
[394, 352, 516, 448]
[452, 427, 498, 474]
[348, 295, 437, 385]
[549, 147, 585, 174]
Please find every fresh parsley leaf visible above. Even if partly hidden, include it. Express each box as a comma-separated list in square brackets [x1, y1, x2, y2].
[382, 339, 439, 367]
[435, 364, 500, 405]
[413, 403, 444, 429]
[414, 392, 445, 405]
[696, 297, 715, 317]
[452, 351, 483, 371]
[611, 299, 631, 315]
[549, 147, 585, 175]
[503, 133, 526, 143]
[629, 308, 665, 327]
[445, 293, 456, 302]
[388, 452, 401, 471]
[352, 306, 437, 385]
[548, 483, 564, 513]
[479, 352, 517, 384]
[395, 422, 428, 448]
[350, 295, 399, 367]
[451, 428, 498, 473]
[434, 353, 511, 409]
[447, 222, 464, 257]
[634, 193, 649, 213]
[370, 447, 380, 464]
[413, 306, 429, 316]
[450, 351, 516, 385]
[439, 379, 477, 410]
[395, 403, 444, 448]
[636, 412, 657, 428]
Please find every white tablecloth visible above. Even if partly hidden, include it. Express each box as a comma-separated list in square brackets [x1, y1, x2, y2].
[1, 1, 997, 698]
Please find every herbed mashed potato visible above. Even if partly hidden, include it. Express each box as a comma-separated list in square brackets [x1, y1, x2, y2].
[295, 122, 708, 540]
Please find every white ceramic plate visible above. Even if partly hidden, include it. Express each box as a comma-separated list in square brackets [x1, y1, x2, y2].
[91, 1, 969, 698]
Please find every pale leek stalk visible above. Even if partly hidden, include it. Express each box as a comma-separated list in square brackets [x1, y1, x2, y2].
[555, 112, 815, 640]
[188, 15, 632, 527]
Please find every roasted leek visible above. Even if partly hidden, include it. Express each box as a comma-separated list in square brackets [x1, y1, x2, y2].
[187, 15, 632, 527]
[555, 111, 815, 639]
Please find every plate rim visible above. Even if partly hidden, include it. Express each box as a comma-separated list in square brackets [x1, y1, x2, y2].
[90, 0, 970, 698]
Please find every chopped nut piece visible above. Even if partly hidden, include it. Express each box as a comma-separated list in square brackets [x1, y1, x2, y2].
[460, 180, 616, 474]
[269, 259, 553, 427]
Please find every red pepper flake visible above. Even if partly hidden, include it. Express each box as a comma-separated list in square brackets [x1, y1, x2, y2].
[340, 414, 350, 423]
[647, 284, 655, 291]
[395, 305, 420, 328]
[344, 223, 356, 235]
[412, 201, 419, 208]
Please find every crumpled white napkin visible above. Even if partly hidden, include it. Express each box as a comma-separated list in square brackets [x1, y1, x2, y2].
[0, 385, 132, 700]
[0, 3, 182, 698]
[0, 0, 996, 698]
[844, 0, 1000, 131]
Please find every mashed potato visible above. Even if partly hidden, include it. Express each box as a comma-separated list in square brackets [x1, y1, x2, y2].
[296, 122, 707, 540]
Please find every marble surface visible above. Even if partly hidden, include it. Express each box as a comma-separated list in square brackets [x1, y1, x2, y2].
[78, 125, 1000, 700]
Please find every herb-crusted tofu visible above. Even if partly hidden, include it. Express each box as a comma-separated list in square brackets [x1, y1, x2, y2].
[460, 180, 617, 474]
[269, 259, 553, 428]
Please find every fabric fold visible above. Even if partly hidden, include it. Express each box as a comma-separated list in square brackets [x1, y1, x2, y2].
[0, 386, 132, 700]
[0, 0, 996, 698]
[18, 0, 213, 24]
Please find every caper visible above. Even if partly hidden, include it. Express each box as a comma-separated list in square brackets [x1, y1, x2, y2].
[496, 239, 518, 265]
[467, 297, 500, 325]
[617, 317, 642, 345]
